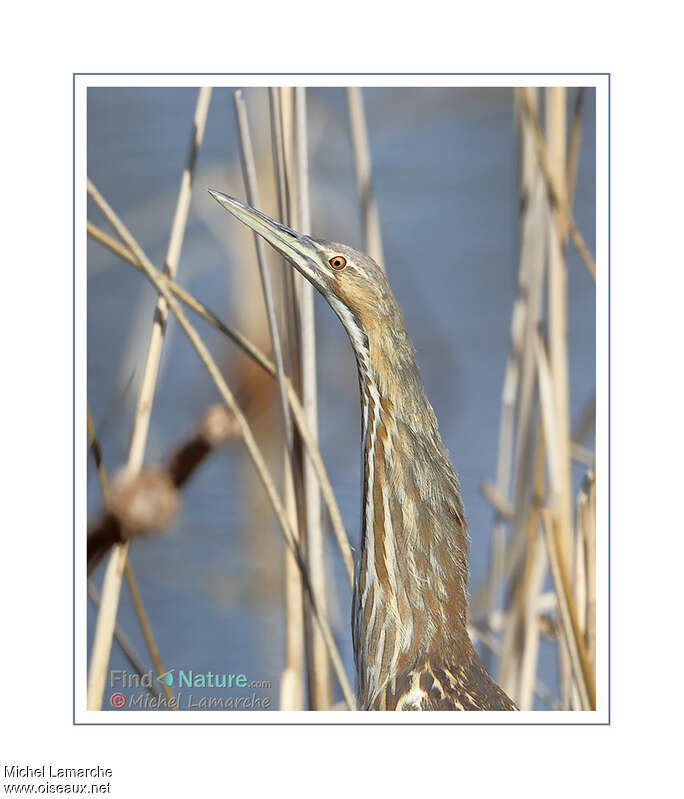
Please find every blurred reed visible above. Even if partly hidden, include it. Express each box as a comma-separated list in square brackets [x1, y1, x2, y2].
[87, 406, 172, 705]
[88, 175, 356, 709]
[86, 87, 212, 711]
[86, 218, 355, 582]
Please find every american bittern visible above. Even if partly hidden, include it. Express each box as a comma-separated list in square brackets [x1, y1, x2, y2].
[210, 190, 517, 711]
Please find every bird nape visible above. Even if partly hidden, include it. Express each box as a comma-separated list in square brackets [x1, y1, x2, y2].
[210, 189, 517, 712]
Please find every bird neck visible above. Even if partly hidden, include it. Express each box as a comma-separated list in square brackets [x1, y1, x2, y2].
[350, 319, 472, 707]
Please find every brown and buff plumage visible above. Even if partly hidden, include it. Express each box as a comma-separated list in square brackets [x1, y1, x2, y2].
[209, 192, 518, 711]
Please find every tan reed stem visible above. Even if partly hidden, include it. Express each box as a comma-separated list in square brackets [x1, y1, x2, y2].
[122, 560, 175, 707]
[566, 88, 586, 216]
[479, 89, 541, 659]
[124, 86, 213, 478]
[279, 457, 304, 711]
[269, 88, 302, 388]
[516, 539, 548, 710]
[87, 582, 162, 702]
[233, 89, 294, 455]
[87, 223, 272, 373]
[536, 335, 594, 709]
[278, 85, 316, 707]
[545, 86, 573, 563]
[295, 86, 332, 711]
[573, 507, 587, 639]
[346, 87, 385, 271]
[480, 481, 514, 520]
[498, 422, 547, 700]
[269, 88, 292, 227]
[234, 88, 303, 710]
[86, 86, 211, 711]
[578, 472, 596, 674]
[534, 332, 561, 499]
[87, 542, 128, 709]
[271, 88, 303, 391]
[545, 87, 574, 708]
[517, 430, 548, 709]
[88, 181, 355, 710]
[87, 403, 175, 706]
[540, 509, 596, 710]
[519, 87, 596, 280]
[483, 298, 523, 631]
[269, 86, 306, 710]
[87, 220, 355, 586]
[279, 88, 297, 214]
[569, 504, 587, 710]
[471, 88, 547, 621]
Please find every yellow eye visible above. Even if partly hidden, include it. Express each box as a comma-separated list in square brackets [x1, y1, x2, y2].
[329, 255, 347, 271]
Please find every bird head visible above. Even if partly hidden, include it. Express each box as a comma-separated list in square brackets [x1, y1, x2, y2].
[208, 190, 391, 352]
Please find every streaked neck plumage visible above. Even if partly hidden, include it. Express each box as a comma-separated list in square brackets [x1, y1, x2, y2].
[333, 287, 474, 709]
[206, 193, 516, 710]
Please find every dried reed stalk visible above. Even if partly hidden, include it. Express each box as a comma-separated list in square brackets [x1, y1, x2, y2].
[573, 514, 587, 637]
[577, 472, 596, 674]
[498, 423, 547, 699]
[269, 86, 305, 711]
[480, 481, 514, 520]
[122, 561, 176, 707]
[278, 85, 316, 708]
[279, 453, 304, 710]
[536, 334, 596, 709]
[482, 298, 523, 636]
[86, 548, 129, 709]
[88, 180, 355, 709]
[566, 88, 586, 216]
[516, 429, 548, 709]
[516, 535, 548, 710]
[346, 87, 385, 270]
[87, 582, 162, 702]
[477, 87, 594, 710]
[545, 86, 573, 568]
[534, 332, 561, 499]
[234, 88, 304, 709]
[87, 404, 175, 706]
[479, 91, 542, 689]
[545, 87, 574, 708]
[271, 88, 303, 392]
[294, 86, 332, 710]
[519, 87, 596, 280]
[86, 88, 211, 711]
[569, 516, 587, 710]
[540, 509, 596, 710]
[87, 220, 355, 585]
[472, 88, 547, 622]
[233, 90, 294, 456]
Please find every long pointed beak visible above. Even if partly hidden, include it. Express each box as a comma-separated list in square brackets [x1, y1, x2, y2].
[208, 189, 328, 290]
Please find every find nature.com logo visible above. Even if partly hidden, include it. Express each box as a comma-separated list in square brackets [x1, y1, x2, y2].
[107, 667, 273, 710]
